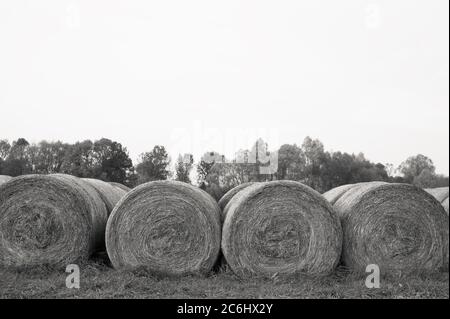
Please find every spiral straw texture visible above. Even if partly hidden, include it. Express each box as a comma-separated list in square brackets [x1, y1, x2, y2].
[106, 180, 221, 275]
[0, 174, 108, 267]
[222, 181, 342, 278]
[333, 182, 449, 274]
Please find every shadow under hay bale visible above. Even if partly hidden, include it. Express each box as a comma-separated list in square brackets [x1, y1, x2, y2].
[0, 174, 108, 268]
[83, 178, 127, 215]
[105, 180, 221, 275]
[333, 182, 449, 275]
[222, 180, 343, 278]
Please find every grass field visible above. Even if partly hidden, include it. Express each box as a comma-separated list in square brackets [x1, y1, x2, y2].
[0, 255, 448, 299]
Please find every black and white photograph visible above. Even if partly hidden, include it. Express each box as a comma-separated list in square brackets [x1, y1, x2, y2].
[0, 0, 448, 305]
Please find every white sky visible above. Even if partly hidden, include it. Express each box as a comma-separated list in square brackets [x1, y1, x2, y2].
[0, 0, 448, 174]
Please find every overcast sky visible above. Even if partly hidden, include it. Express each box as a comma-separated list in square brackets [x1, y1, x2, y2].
[0, 0, 448, 174]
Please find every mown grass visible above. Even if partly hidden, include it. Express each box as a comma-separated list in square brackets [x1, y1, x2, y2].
[0, 256, 448, 299]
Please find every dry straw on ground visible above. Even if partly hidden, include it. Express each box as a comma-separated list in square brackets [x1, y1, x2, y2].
[106, 180, 221, 275]
[83, 178, 127, 215]
[0, 175, 12, 186]
[333, 182, 449, 274]
[222, 180, 342, 278]
[0, 174, 108, 267]
[108, 182, 131, 193]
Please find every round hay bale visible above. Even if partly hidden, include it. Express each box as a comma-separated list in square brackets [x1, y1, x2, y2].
[0, 175, 12, 186]
[218, 182, 255, 217]
[109, 182, 131, 193]
[0, 174, 108, 267]
[83, 178, 127, 215]
[222, 180, 342, 278]
[322, 184, 356, 205]
[425, 187, 449, 203]
[106, 180, 221, 275]
[333, 182, 449, 274]
[323, 182, 388, 205]
[442, 197, 449, 215]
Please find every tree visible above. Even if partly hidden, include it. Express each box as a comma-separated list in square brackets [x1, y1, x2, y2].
[135, 145, 171, 184]
[0, 139, 11, 160]
[1, 138, 32, 176]
[399, 154, 436, 184]
[197, 151, 225, 186]
[301, 136, 327, 191]
[413, 168, 449, 188]
[276, 144, 305, 180]
[8, 138, 30, 160]
[92, 138, 134, 183]
[61, 140, 96, 177]
[175, 154, 194, 183]
[29, 141, 70, 174]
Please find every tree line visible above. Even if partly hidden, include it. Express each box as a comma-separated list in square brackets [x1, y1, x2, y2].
[0, 137, 448, 200]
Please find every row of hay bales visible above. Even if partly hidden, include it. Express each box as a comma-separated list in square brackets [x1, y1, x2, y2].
[0, 176, 448, 278]
[0, 174, 129, 267]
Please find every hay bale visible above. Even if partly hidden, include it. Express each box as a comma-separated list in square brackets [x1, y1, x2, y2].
[0, 175, 12, 186]
[0, 174, 108, 267]
[425, 187, 449, 215]
[442, 197, 449, 215]
[322, 184, 356, 205]
[323, 182, 388, 205]
[83, 178, 127, 215]
[218, 182, 255, 218]
[222, 180, 342, 278]
[425, 187, 449, 203]
[106, 180, 221, 275]
[109, 182, 131, 193]
[333, 182, 449, 274]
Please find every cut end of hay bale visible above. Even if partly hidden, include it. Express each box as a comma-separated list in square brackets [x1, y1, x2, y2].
[222, 180, 342, 278]
[334, 182, 449, 275]
[106, 180, 221, 275]
[0, 174, 108, 267]
[83, 178, 127, 215]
